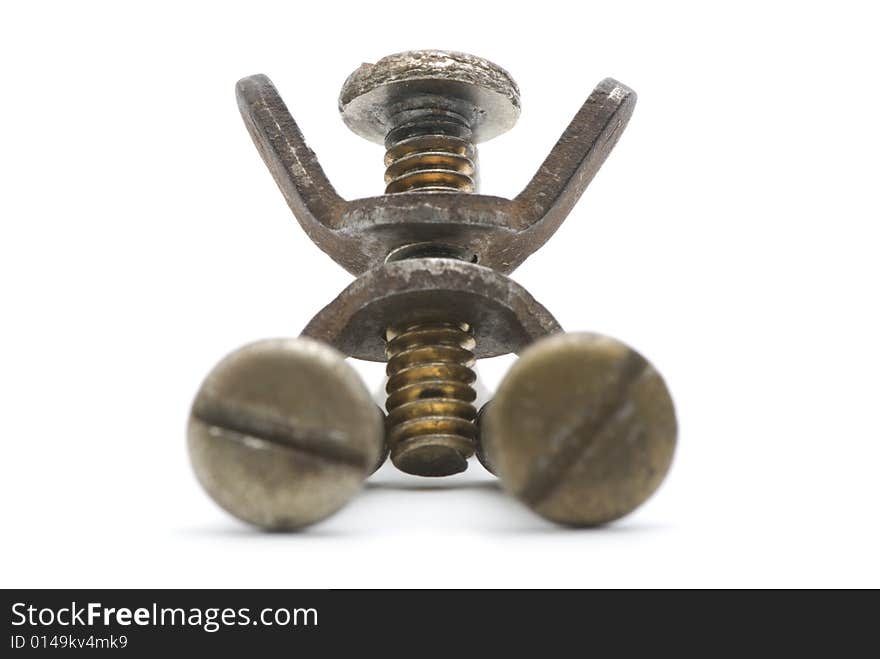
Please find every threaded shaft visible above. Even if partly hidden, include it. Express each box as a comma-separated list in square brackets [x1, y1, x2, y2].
[382, 105, 480, 475]
[383, 109, 477, 194]
[384, 321, 478, 476]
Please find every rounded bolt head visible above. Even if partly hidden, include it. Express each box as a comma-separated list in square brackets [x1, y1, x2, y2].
[187, 337, 384, 530]
[339, 50, 521, 145]
[481, 332, 677, 526]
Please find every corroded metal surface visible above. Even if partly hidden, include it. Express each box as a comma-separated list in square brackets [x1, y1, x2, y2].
[236, 73, 635, 274]
[338, 52, 521, 476]
[480, 333, 677, 526]
[339, 50, 520, 144]
[188, 338, 384, 530]
[301, 258, 562, 361]
[205, 51, 675, 522]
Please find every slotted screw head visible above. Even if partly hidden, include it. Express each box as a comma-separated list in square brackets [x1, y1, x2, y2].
[481, 332, 677, 526]
[187, 337, 384, 530]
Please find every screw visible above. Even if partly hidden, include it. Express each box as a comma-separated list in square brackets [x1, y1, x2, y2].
[187, 338, 384, 530]
[339, 50, 520, 476]
[339, 50, 520, 194]
[383, 320, 478, 476]
[217, 53, 672, 527]
[480, 333, 677, 526]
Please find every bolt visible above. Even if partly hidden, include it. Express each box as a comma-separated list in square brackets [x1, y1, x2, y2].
[338, 50, 520, 476]
[480, 332, 677, 526]
[384, 320, 478, 476]
[339, 50, 520, 194]
[205, 53, 672, 528]
[187, 337, 384, 530]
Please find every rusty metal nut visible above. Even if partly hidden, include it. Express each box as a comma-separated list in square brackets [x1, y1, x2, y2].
[481, 332, 677, 526]
[187, 337, 384, 530]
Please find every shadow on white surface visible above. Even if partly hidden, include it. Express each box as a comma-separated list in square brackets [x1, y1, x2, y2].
[176, 466, 671, 538]
[364, 480, 502, 492]
[177, 524, 352, 539]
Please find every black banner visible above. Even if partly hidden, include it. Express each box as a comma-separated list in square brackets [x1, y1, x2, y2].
[1, 589, 871, 653]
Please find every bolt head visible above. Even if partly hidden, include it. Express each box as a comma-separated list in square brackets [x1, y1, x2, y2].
[339, 50, 521, 145]
[482, 332, 677, 526]
[187, 338, 384, 530]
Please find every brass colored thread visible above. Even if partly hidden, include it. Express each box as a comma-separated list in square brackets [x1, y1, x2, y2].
[381, 108, 480, 474]
[383, 110, 477, 194]
[384, 321, 478, 475]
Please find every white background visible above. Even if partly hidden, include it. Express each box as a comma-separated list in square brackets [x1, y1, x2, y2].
[2, 1, 878, 588]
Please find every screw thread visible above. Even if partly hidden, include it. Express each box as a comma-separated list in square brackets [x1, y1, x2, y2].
[382, 105, 480, 475]
[383, 109, 477, 194]
[384, 321, 478, 476]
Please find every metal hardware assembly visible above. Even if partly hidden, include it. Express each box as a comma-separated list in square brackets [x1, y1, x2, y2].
[188, 50, 677, 528]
